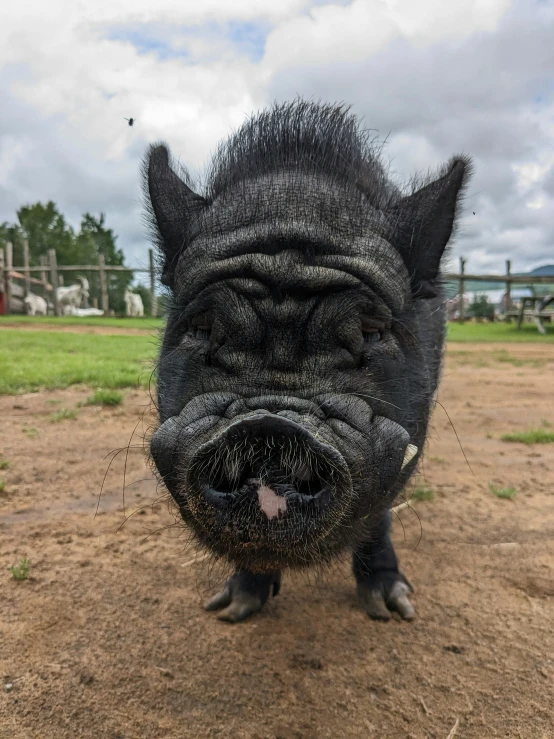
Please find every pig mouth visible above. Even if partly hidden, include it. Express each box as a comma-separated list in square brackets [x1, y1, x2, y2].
[191, 414, 346, 512]
[181, 414, 354, 559]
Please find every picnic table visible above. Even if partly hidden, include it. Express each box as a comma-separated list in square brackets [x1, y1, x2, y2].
[516, 294, 554, 334]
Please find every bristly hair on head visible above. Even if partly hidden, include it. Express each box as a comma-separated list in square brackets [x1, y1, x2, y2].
[203, 98, 398, 208]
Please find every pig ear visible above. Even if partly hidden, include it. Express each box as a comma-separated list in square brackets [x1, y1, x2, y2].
[143, 144, 207, 287]
[389, 157, 472, 299]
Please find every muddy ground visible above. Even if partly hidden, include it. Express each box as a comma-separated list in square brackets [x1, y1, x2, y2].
[1, 340, 553, 739]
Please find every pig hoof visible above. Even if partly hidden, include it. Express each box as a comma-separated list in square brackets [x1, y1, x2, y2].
[356, 573, 415, 621]
[204, 570, 281, 623]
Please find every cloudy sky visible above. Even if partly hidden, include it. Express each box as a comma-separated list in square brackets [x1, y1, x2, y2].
[1, 0, 553, 275]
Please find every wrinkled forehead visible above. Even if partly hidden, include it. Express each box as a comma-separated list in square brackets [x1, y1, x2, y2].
[175, 173, 410, 312]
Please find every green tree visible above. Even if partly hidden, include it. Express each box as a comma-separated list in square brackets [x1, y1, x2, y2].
[469, 294, 494, 321]
[0, 222, 25, 264]
[16, 202, 77, 265]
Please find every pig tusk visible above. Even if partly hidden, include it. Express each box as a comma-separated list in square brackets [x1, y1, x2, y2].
[401, 443, 418, 469]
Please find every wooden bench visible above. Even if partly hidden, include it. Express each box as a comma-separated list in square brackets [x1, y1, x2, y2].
[515, 295, 554, 334]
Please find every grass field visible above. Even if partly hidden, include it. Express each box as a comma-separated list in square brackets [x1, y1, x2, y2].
[0, 330, 157, 394]
[447, 321, 554, 342]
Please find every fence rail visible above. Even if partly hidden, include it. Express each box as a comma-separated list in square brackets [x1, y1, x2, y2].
[443, 273, 554, 284]
[7, 265, 150, 272]
[442, 258, 554, 322]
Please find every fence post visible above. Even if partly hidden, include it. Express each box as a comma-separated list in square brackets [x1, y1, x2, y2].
[505, 260, 511, 318]
[6, 242, 13, 315]
[48, 248, 61, 316]
[149, 248, 157, 317]
[98, 253, 109, 315]
[458, 257, 466, 323]
[23, 240, 31, 296]
[39, 255, 48, 289]
[0, 248, 5, 315]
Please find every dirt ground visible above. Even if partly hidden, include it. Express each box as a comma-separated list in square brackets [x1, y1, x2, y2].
[1, 341, 553, 739]
[0, 323, 156, 336]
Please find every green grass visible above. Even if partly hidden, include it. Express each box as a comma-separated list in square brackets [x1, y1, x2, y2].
[9, 557, 30, 581]
[500, 428, 554, 444]
[412, 485, 434, 502]
[0, 330, 157, 394]
[22, 425, 40, 439]
[84, 389, 124, 407]
[0, 459, 9, 470]
[0, 480, 6, 493]
[0, 315, 164, 331]
[50, 408, 79, 422]
[447, 321, 554, 343]
[490, 483, 517, 500]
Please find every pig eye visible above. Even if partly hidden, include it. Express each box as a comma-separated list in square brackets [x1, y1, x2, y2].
[184, 314, 213, 342]
[361, 317, 383, 345]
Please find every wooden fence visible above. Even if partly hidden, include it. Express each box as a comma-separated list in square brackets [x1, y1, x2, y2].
[1, 241, 157, 317]
[443, 258, 554, 323]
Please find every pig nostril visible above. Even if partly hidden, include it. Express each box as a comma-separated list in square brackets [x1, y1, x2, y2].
[294, 476, 321, 497]
[198, 452, 327, 502]
[187, 413, 352, 518]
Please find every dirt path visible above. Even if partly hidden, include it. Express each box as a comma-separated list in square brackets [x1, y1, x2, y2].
[1, 344, 553, 738]
[0, 323, 156, 336]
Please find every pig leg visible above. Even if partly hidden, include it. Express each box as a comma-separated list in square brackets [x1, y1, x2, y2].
[204, 570, 281, 623]
[353, 510, 415, 621]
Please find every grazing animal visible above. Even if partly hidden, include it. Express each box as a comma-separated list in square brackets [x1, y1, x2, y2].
[124, 288, 144, 317]
[24, 292, 48, 316]
[144, 100, 471, 623]
[56, 276, 90, 316]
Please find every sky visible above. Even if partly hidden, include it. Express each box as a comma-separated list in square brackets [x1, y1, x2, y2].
[1, 0, 553, 276]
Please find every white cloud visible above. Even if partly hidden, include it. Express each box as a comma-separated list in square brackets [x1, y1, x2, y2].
[513, 154, 554, 192]
[0, 0, 553, 275]
[264, 0, 511, 71]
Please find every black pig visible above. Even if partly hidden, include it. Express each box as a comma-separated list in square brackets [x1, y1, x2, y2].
[144, 101, 470, 623]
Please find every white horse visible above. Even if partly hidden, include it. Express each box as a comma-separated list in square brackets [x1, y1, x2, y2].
[124, 288, 144, 317]
[24, 292, 48, 316]
[56, 276, 90, 315]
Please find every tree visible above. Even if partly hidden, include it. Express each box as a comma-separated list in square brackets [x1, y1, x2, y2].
[0, 222, 25, 264]
[469, 294, 495, 321]
[17, 202, 77, 265]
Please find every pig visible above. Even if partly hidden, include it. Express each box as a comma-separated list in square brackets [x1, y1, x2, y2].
[144, 100, 471, 623]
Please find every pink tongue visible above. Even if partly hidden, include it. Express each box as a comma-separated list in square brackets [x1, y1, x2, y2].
[256, 484, 287, 520]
